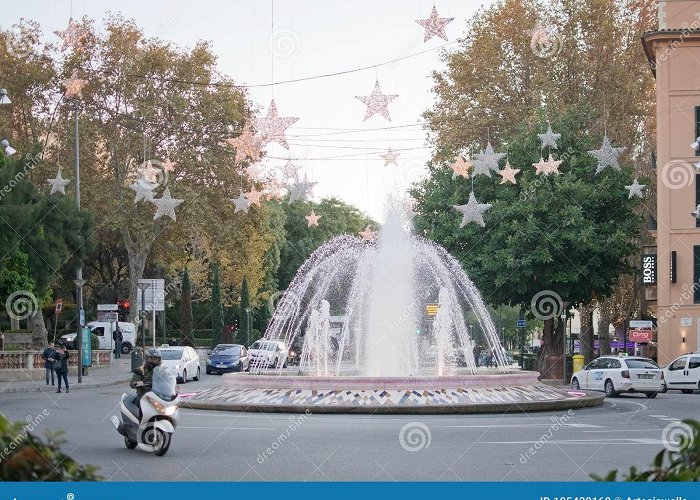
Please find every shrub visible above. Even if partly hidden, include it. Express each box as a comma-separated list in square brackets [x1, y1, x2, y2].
[90, 333, 99, 351]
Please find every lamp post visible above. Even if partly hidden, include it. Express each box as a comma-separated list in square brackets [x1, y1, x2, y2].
[137, 282, 151, 350]
[72, 98, 85, 383]
[245, 308, 251, 347]
[73, 278, 85, 383]
[561, 311, 567, 385]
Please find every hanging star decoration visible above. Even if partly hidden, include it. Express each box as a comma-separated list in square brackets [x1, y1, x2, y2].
[47, 169, 70, 195]
[356, 80, 398, 122]
[450, 155, 471, 179]
[537, 123, 561, 150]
[226, 121, 262, 163]
[255, 100, 299, 149]
[305, 211, 321, 227]
[280, 159, 301, 180]
[415, 6, 454, 42]
[244, 185, 263, 207]
[453, 192, 492, 228]
[139, 160, 161, 184]
[693, 204, 700, 219]
[288, 174, 317, 203]
[588, 134, 626, 174]
[625, 178, 646, 199]
[474, 142, 506, 176]
[53, 18, 87, 52]
[62, 69, 88, 98]
[130, 178, 156, 203]
[533, 154, 562, 176]
[380, 148, 401, 167]
[162, 158, 176, 173]
[231, 190, 250, 213]
[359, 226, 376, 242]
[151, 187, 184, 221]
[691, 137, 700, 151]
[498, 161, 520, 184]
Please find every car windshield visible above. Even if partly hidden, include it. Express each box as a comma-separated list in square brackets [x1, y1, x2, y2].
[212, 346, 240, 356]
[159, 350, 183, 361]
[251, 341, 275, 351]
[625, 359, 659, 369]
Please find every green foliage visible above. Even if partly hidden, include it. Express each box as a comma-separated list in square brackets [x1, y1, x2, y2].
[0, 413, 101, 481]
[593, 420, 700, 481]
[239, 277, 250, 345]
[210, 262, 224, 346]
[179, 268, 193, 345]
[90, 333, 99, 351]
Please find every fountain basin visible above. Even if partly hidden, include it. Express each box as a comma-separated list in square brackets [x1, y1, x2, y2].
[181, 372, 604, 414]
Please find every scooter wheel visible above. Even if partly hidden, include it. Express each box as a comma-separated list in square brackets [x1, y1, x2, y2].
[153, 430, 172, 456]
[124, 436, 137, 449]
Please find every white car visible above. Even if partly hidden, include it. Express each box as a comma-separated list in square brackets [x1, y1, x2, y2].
[663, 352, 700, 394]
[570, 356, 664, 398]
[159, 346, 200, 383]
[248, 339, 288, 369]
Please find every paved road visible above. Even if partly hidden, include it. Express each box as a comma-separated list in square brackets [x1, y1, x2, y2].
[1, 372, 696, 481]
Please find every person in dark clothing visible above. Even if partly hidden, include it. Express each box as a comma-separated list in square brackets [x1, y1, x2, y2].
[130, 348, 161, 416]
[42, 343, 56, 386]
[473, 344, 482, 368]
[54, 345, 69, 393]
[113, 325, 123, 359]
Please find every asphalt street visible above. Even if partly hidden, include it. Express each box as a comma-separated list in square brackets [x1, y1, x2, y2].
[1, 372, 696, 481]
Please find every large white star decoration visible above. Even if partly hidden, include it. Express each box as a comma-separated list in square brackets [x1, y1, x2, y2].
[691, 137, 700, 151]
[226, 121, 262, 163]
[537, 123, 561, 150]
[450, 155, 471, 179]
[151, 188, 184, 221]
[231, 190, 250, 213]
[692, 204, 700, 219]
[588, 134, 626, 174]
[62, 69, 88, 98]
[625, 178, 646, 199]
[533, 154, 562, 176]
[415, 6, 454, 42]
[130, 179, 155, 203]
[139, 160, 161, 184]
[380, 148, 401, 167]
[470, 159, 491, 177]
[47, 169, 70, 195]
[498, 161, 520, 184]
[244, 185, 263, 207]
[280, 159, 301, 180]
[359, 226, 376, 242]
[288, 174, 317, 203]
[474, 142, 506, 175]
[305, 211, 321, 227]
[356, 80, 398, 122]
[255, 100, 298, 149]
[53, 18, 87, 52]
[453, 192, 492, 228]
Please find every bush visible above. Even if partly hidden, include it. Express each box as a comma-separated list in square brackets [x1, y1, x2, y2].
[593, 419, 700, 481]
[0, 413, 101, 480]
[513, 352, 538, 371]
[90, 333, 99, 351]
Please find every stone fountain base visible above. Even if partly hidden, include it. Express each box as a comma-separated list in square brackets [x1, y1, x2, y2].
[181, 372, 604, 414]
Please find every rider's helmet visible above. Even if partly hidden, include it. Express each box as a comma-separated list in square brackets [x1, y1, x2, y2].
[145, 348, 161, 369]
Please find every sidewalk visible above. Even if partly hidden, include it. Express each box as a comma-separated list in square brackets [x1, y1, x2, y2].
[0, 357, 133, 394]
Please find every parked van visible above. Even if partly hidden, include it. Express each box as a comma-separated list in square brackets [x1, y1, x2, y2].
[59, 321, 137, 354]
[663, 352, 700, 394]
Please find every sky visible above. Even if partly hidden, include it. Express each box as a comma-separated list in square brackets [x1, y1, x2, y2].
[2, 0, 497, 222]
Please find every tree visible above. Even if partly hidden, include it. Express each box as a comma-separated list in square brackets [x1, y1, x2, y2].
[239, 277, 250, 346]
[210, 261, 223, 347]
[179, 268, 193, 346]
[411, 108, 644, 376]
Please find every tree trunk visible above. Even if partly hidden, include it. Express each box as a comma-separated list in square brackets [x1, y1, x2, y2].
[122, 230, 150, 333]
[538, 317, 564, 378]
[598, 310, 612, 355]
[10, 317, 20, 331]
[580, 307, 595, 364]
[30, 310, 48, 349]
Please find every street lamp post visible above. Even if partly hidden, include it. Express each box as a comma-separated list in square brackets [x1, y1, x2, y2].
[245, 308, 251, 347]
[73, 101, 84, 383]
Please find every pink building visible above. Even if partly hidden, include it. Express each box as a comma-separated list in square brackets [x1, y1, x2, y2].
[642, 0, 700, 363]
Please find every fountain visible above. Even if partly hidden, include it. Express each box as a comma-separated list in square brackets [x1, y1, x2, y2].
[184, 202, 604, 413]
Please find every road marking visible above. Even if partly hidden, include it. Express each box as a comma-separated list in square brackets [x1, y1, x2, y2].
[437, 423, 602, 429]
[178, 426, 277, 430]
[480, 438, 664, 445]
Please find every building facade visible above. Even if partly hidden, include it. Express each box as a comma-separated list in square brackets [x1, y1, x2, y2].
[642, 0, 700, 364]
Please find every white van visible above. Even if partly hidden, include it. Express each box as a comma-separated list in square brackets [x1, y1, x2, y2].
[60, 322, 137, 354]
[663, 352, 700, 394]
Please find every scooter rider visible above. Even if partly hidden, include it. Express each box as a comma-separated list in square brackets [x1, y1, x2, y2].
[130, 348, 162, 414]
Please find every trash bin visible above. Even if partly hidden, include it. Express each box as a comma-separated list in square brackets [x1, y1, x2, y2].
[572, 354, 585, 374]
[131, 347, 143, 372]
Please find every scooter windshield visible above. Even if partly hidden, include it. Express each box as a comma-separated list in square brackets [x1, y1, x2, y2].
[151, 365, 177, 401]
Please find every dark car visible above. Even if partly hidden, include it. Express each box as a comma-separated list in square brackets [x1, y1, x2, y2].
[58, 332, 77, 350]
[206, 344, 250, 375]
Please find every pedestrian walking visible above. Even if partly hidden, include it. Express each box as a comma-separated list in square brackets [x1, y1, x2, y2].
[113, 324, 123, 359]
[473, 344, 482, 368]
[54, 345, 69, 393]
[41, 342, 56, 386]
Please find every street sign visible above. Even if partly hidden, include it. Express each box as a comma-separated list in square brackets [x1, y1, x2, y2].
[55, 299, 62, 314]
[629, 320, 653, 329]
[680, 317, 693, 327]
[97, 311, 119, 322]
[137, 279, 166, 311]
[79, 309, 85, 327]
[425, 304, 439, 317]
[81, 326, 92, 367]
[628, 329, 653, 343]
[517, 319, 527, 328]
[97, 303, 119, 311]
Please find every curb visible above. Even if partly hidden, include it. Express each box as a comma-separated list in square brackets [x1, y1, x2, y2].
[0, 377, 132, 394]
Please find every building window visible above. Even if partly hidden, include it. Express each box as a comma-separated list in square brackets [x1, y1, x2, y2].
[695, 246, 700, 303]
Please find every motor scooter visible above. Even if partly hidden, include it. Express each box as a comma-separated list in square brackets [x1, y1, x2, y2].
[111, 365, 180, 456]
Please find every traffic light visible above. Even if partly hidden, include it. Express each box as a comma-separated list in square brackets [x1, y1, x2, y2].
[117, 299, 130, 321]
